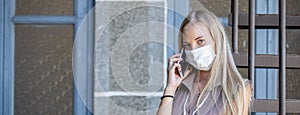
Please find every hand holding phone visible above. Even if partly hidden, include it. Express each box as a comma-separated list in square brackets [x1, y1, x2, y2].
[166, 48, 191, 89]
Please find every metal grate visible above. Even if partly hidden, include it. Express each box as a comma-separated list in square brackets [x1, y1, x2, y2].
[229, 0, 300, 114]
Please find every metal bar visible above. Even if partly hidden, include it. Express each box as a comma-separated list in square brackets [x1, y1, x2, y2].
[232, 0, 238, 53]
[279, 0, 286, 114]
[251, 99, 300, 113]
[233, 53, 300, 69]
[228, 14, 300, 29]
[87, 0, 95, 113]
[3, 0, 15, 114]
[13, 16, 76, 24]
[248, 1, 255, 113]
[0, 0, 4, 114]
[248, 0, 255, 88]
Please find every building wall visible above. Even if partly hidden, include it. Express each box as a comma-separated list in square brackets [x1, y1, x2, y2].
[94, 1, 165, 115]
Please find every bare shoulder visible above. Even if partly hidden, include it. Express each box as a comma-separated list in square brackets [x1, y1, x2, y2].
[237, 79, 252, 96]
[244, 79, 252, 96]
[243, 79, 253, 105]
[236, 79, 253, 105]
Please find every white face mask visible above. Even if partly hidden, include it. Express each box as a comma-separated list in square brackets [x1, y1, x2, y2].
[184, 44, 216, 71]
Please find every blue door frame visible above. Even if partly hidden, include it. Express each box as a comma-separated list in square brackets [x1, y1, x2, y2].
[1, 0, 15, 114]
[0, 0, 95, 115]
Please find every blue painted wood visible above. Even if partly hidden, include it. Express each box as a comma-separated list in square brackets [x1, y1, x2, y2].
[13, 16, 76, 24]
[73, 1, 88, 115]
[0, 0, 4, 114]
[73, 0, 94, 115]
[3, 0, 15, 114]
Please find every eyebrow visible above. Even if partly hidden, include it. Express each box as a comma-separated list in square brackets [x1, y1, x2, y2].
[194, 35, 204, 40]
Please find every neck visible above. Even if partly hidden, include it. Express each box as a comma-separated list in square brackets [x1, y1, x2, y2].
[197, 70, 210, 83]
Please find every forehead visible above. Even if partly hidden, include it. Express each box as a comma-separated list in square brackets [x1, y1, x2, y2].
[182, 22, 211, 41]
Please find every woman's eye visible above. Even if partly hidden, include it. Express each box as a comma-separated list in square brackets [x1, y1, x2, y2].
[198, 39, 204, 44]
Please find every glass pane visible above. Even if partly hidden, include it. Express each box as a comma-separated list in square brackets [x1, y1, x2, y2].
[190, 0, 231, 17]
[16, 0, 74, 15]
[238, 68, 248, 79]
[256, 112, 278, 115]
[287, 69, 300, 99]
[15, 25, 74, 114]
[238, 29, 249, 53]
[255, 68, 278, 100]
[190, 0, 249, 17]
[287, 29, 300, 55]
[287, 0, 300, 15]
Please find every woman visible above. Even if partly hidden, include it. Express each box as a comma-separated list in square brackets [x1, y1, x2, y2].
[156, 9, 252, 115]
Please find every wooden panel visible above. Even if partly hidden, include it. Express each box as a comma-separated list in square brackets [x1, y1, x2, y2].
[16, 0, 74, 16]
[251, 99, 300, 113]
[233, 53, 300, 69]
[228, 14, 300, 29]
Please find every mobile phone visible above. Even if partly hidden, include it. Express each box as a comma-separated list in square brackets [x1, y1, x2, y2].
[175, 48, 188, 78]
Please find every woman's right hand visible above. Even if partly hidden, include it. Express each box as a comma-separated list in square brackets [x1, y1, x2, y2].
[166, 53, 191, 91]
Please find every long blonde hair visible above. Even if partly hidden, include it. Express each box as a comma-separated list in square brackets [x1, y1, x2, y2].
[178, 9, 249, 114]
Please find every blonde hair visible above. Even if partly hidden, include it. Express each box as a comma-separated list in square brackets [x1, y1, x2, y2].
[178, 9, 249, 114]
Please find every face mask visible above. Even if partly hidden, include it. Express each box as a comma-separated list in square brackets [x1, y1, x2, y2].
[184, 44, 216, 71]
